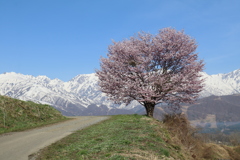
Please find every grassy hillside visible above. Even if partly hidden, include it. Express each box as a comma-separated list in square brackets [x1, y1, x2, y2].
[35, 114, 240, 160]
[0, 95, 68, 134]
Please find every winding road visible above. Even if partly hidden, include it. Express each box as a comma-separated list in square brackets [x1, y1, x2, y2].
[0, 116, 109, 160]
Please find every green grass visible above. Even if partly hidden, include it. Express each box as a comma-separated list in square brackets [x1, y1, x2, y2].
[36, 114, 179, 160]
[0, 95, 69, 134]
[2, 95, 238, 159]
[35, 114, 240, 160]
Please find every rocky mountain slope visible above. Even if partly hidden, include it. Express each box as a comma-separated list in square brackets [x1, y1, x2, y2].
[0, 69, 239, 115]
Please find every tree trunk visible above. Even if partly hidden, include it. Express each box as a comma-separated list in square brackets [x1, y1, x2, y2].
[144, 102, 155, 117]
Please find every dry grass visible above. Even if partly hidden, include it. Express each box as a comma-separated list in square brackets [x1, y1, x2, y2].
[118, 149, 162, 160]
[162, 113, 240, 160]
[202, 143, 230, 159]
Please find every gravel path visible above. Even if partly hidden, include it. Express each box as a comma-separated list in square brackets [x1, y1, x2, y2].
[0, 116, 109, 160]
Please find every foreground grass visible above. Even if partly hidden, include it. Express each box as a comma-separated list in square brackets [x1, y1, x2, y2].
[37, 114, 183, 160]
[0, 95, 68, 134]
[37, 114, 240, 160]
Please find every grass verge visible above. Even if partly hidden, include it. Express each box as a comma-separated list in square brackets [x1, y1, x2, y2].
[0, 95, 69, 134]
[36, 114, 240, 160]
[36, 114, 183, 160]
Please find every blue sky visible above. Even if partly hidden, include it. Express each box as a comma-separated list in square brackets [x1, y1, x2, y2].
[0, 0, 239, 81]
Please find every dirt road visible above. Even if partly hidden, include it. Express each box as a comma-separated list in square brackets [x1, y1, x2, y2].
[0, 116, 109, 160]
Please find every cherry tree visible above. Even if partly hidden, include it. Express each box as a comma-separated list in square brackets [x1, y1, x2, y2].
[96, 28, 204, 117]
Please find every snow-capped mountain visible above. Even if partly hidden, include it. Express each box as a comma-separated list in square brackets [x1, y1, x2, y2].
[0, 72, 142, 115]
[200, 69, 240, 97]
[0, 69, 239, 115]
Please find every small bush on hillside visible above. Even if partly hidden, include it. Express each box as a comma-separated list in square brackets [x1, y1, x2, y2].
[163, 114, 203, 152]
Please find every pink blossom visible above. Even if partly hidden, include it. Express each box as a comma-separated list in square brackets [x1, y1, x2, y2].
[96, 28, 204, 117]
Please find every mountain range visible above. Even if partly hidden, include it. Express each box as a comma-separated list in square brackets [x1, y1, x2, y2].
[0, 69, 239, 116]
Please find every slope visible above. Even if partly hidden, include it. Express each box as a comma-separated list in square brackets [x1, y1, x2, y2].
[0, 95, 67, 134]
[35, 114, 240, 160]
[186, 94, 240, 132]
[151, 94, 240, 135]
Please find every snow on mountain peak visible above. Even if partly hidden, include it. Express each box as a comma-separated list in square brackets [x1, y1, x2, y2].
[36, 75, 51, 83]
[0, 69, 239, 115]
[70, 73, 97, 83]
[0, 72, 33, 83]
[200, 69, 240, 97]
